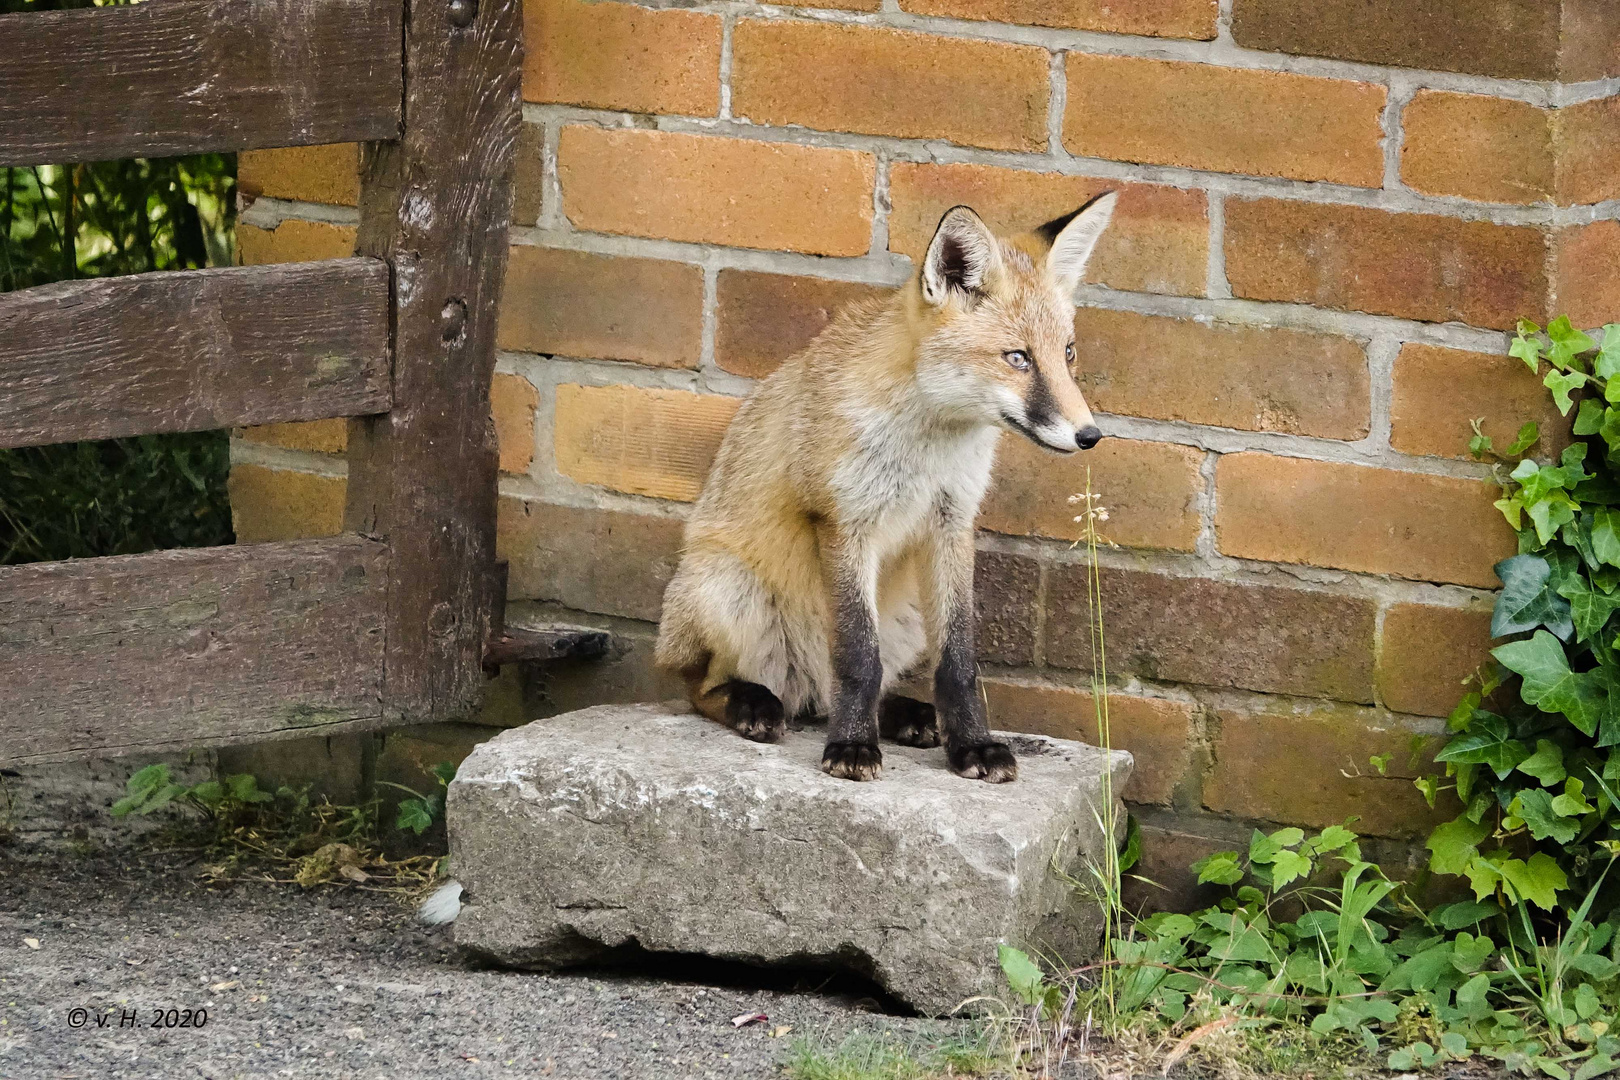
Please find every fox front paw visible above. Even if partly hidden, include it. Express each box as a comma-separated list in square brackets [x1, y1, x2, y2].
[821, 742, 882, 781]
[879, 696, 941, 748]
[947, 741, 1018, 783]
[725, 682, 786, 743]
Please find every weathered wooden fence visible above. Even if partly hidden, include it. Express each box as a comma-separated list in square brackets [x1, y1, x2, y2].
[0, 0, 524, 766]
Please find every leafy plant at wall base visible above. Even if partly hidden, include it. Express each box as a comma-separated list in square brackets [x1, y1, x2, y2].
[385, 762, 457, 835]
[1425, 318, 1620, 919]
[112, 763, 274, 820]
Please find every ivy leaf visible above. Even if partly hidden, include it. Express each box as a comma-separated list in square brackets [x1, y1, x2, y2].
[1551, 777, 1595, 817]
[1512, 325, 1545, 372]
[1593, 509, 1620, 569]
[1493, 630, 1607, 737]
[1493, 555, 1575, 640]
[1516, 739, 1568, 785]
[1597, 324, 1620, 379]
[394, 799, 434, 835]
[1542, 317, 1594, 372]
[1529, 493, 1579, 546]
[1427, 816, 1490, 876]
[1557, 574, 1620, 643]
[1497, 852, 1568, 911]
[1546, 370, 1589, 415]
[1505, 421, 1541, 456]
[1548, 315, 1597, 370]
[1509, 788, 1579, 843]
[1497, 497, 1526, 531]
[1577, 398, 1607, 435]
[1436, 711, 1532, 778]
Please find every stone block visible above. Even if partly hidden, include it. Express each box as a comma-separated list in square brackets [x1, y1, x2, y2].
[449, 702, 1131, 1015]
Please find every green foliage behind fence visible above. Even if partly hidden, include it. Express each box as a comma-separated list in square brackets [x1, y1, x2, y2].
[0, 122, 238, 563]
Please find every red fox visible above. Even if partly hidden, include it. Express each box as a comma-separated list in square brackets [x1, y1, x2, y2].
[654, 193, 1118, 783]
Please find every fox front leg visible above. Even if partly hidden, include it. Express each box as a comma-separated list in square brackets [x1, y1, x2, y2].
[818, 528, 884, 781]
[925, 524, 1018, 783]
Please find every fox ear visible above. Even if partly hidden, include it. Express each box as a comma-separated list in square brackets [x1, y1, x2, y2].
[1037, 191, 1117, 298]
[921, 205, 1002, 306]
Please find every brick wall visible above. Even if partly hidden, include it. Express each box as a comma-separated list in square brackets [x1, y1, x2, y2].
[231, 0, 1620, 907]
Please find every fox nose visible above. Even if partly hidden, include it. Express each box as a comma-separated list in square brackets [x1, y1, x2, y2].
[1075, 425, 1103, 450]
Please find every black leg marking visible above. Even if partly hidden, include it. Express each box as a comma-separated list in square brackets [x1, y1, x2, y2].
[879, 696, 941, 748]
[723, 681, 786, 743]
[820, 554, 884, 782]
[935, 592, 1017, 784]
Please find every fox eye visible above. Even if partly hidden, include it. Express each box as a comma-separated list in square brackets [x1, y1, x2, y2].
[1003, 350, 1031, 371]
[1065, 342, 1075, 363]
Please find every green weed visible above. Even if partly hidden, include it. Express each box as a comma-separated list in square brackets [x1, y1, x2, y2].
[783, 1029, 1002, 1080]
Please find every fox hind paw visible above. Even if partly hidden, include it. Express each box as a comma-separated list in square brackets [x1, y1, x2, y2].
[822, 742, 882, 781]
[879, 697, 941, 748]
[725, 681, 786, 743]
[947, 741, 1018, 783]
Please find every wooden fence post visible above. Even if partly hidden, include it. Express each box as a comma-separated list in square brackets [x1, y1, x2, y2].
[347, 0, 523, 724]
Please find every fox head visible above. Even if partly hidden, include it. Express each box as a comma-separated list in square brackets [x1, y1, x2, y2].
[910, 192, 1116, 454]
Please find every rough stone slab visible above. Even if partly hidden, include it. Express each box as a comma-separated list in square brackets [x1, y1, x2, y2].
[448, 702, 1133, 1015]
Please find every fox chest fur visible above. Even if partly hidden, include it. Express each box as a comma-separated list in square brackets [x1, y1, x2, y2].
[654, 193, 1120, 784]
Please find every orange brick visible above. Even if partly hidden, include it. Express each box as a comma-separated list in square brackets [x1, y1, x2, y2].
[1562, 0, 1620, 82]
[1390, 344, 1570, 461]
[497, 497, 683, 622]
[1073, 308, 1368, 439]
[499, 246, 704, 369]
[715, 271, 892, 379]
[492, 374, 540, 475]
[512, 122, 545, 227]
[1225, 199, 1547, 331]
[238, 144, 359, 207]
[887, 163, 1208, 298]
[523, 0, 720, 115]
[732, 21, 1048, 152]
[1233, 2, 1616, 98]
[227, 465, 345, 543]
[1400, 91, 1551, 205]
[1378, 602, 1494, 718]
[558, 127, 874, 257]
[1204, 698, 1445, 838]
[1046, 566, 1377, 702]
[979, 434, 1203, 551]
[982, 678, 1196, 805]
[553, 384, 739, 502]
[239, 419, 349, 455]
[1555, 96, 1620, 206]
[236, 220, 356, 265]
[1214, 453, 1514, 588]
[1064, 56, 1384, 187]
[1554, 221, 1620, 332]
[900, 0, 1214, 37]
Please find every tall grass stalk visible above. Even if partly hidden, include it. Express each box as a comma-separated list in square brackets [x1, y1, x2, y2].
[1073, 471, 1122, 1012]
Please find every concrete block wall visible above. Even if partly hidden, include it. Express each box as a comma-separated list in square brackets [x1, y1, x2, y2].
[230, 0, 1620, 907]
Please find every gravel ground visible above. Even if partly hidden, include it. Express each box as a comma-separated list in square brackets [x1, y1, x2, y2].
[0, 846, 962, 1080]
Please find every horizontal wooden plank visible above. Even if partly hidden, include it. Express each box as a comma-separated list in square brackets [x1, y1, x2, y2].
[483, 625, 612, 670]
[0, 536, 389, 766]
[0, 259, 392, 449]
[0, 0, 401, 166]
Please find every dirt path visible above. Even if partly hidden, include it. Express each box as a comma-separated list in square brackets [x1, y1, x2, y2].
[0, 848, 960, 1079]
